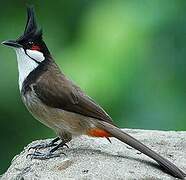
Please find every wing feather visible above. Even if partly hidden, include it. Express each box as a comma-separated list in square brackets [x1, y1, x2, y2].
[33, 67, 113, 124]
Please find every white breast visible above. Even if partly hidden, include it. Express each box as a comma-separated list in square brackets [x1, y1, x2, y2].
[14, 48, 44, 90]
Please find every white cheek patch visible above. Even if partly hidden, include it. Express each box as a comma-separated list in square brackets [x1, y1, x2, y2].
[14, 48, 42, 91]
[26, 49, 45, 62]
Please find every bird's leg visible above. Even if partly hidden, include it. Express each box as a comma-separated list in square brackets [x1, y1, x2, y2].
[28, 137, 60, 151]
[50, 141, 69, 153]
[27, 141, 68, 160]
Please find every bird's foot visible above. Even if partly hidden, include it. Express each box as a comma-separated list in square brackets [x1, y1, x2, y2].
[28, 137, 60, 151]
[28, 143, 58, 151]
[27, 151, 64, 160]
[27, 141, 68, 160]
[49, 141, 69, 153]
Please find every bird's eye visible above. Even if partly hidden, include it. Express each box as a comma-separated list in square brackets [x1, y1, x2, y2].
[28, 41, 34, 45]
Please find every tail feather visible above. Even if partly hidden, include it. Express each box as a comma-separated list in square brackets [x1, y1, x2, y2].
[97, 121, 186, 179]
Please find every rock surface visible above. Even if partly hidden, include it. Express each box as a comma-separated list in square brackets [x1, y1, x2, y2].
[1, 129, 186, 180]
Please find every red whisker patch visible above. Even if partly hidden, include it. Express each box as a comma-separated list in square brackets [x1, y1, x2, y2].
[31, 45, 41, 51]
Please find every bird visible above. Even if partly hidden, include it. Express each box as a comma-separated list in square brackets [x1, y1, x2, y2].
[2, 6, 185, 179]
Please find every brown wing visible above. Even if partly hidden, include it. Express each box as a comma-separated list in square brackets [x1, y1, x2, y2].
[33, 66, 113, 124]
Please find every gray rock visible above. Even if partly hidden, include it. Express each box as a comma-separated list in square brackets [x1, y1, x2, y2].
[1, 129, 186, 180]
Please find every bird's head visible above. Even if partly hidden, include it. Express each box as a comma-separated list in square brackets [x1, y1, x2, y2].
[2, 6, 52, 90]
[2, 6, 51, 63]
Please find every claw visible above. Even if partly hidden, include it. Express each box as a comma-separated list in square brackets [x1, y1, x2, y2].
[50, 142, 69, 153]
[28, 137, 60, 151]
[26, 137, 68, 160]
[64, 143, 69, 148]
[28, 142, 58, 151]
[26, 151, 64, 160]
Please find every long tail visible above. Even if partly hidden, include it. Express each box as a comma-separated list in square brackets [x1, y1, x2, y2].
[97, 121, 186, 179]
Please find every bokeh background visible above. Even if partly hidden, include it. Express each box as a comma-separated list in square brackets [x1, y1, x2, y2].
[0, 0, 186, 174]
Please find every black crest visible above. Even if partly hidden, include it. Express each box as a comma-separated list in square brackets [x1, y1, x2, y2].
[17, 6, 42, 42]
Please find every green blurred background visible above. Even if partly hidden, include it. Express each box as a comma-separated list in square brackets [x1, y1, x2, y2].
[0, 0, 186, 174]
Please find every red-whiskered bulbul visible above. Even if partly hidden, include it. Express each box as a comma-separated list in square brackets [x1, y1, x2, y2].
[2, 7, 185, 179]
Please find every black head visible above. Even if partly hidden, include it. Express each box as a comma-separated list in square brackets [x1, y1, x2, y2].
[2, 6, 50, 57]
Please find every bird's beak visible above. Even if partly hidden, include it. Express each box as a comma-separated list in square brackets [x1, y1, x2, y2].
[1, 40, 22, 48]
